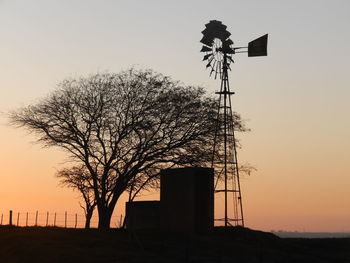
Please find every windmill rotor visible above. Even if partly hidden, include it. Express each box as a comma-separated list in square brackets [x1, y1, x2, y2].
[200, 20, 235, 79]
[200, 20, 268, 78]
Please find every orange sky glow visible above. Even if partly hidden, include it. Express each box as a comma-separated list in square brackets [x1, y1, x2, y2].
[0, 1, 349, 232]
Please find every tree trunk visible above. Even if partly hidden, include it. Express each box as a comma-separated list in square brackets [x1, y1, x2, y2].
[97, 186, 124, 229]
[97, 207, 113, 230]
[85, 208, 93, 229]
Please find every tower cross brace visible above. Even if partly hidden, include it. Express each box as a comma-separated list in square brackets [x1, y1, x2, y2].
[211, 53, 244, 227]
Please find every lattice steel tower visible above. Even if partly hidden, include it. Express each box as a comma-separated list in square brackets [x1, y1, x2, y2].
[200, 20, 268, 227]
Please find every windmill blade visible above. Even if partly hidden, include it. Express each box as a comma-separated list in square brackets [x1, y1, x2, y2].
[210, 61, 216, 76]
[203, 53, 213, 61]
[200, 45, 212, 52]
[207, 56, 214, 69]
[209, 68, 215, 77]
[215, 61, 219, 79]
[200, 35, 214, 46]
[205, 20, 224, 29]
[226, 39, 233, 45]
[205, 21, 227, 34]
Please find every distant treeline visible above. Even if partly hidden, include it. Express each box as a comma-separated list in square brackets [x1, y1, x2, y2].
[272, 231, 350, 238]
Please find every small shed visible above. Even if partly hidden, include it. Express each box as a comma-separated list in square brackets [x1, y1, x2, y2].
[125, 200, 160, 230]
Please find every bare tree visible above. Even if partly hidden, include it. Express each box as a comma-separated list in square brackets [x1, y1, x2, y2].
[56, 165, 96, 229]
[10, 68, 246, 229]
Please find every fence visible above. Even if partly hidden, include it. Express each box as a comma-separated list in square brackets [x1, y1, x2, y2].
[0, 210, 124, 229]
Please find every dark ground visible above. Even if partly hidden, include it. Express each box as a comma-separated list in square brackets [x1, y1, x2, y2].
[0, 226, 349, 263]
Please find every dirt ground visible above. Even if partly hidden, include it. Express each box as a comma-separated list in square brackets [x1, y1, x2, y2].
[0, 226, 349, 263]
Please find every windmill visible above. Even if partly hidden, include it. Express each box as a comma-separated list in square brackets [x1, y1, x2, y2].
[200, 20, 268, 227]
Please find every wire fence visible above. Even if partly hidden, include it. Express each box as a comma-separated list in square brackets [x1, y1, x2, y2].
[0, 210, 124, 229]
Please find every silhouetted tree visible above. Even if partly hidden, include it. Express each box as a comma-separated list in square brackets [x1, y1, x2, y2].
[56, 166, 96, 229]
[10, 68, 246, 229]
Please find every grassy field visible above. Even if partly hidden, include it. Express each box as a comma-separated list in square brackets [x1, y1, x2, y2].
[1, 225, 350, 263]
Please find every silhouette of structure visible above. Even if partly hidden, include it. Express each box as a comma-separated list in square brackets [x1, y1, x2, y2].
[125, 201, 160, 230]
[200, 20, 268, 227]
[125, 167, 214, 233]
[160, 167, 214, 233]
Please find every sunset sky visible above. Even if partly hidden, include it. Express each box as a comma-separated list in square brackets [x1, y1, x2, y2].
[1, 0, 349, 232]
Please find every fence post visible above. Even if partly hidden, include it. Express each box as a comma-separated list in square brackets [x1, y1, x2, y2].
[1, 213, 3, 225]
[16, 212, 20, 226]
[9, 210, 12, 226]
[65, 211, 67, 228]
[46, 212, 49, 227]
[35, 211, 38, 226]
[75, 213, 77, 228]
[26, 212, 28, 227]
[54, 213, 56, 227]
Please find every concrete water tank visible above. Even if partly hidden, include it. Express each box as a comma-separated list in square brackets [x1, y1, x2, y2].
[160, 167, 214, 233]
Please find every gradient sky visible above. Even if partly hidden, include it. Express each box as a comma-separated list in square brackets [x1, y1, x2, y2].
[1, 0, 349, 231]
